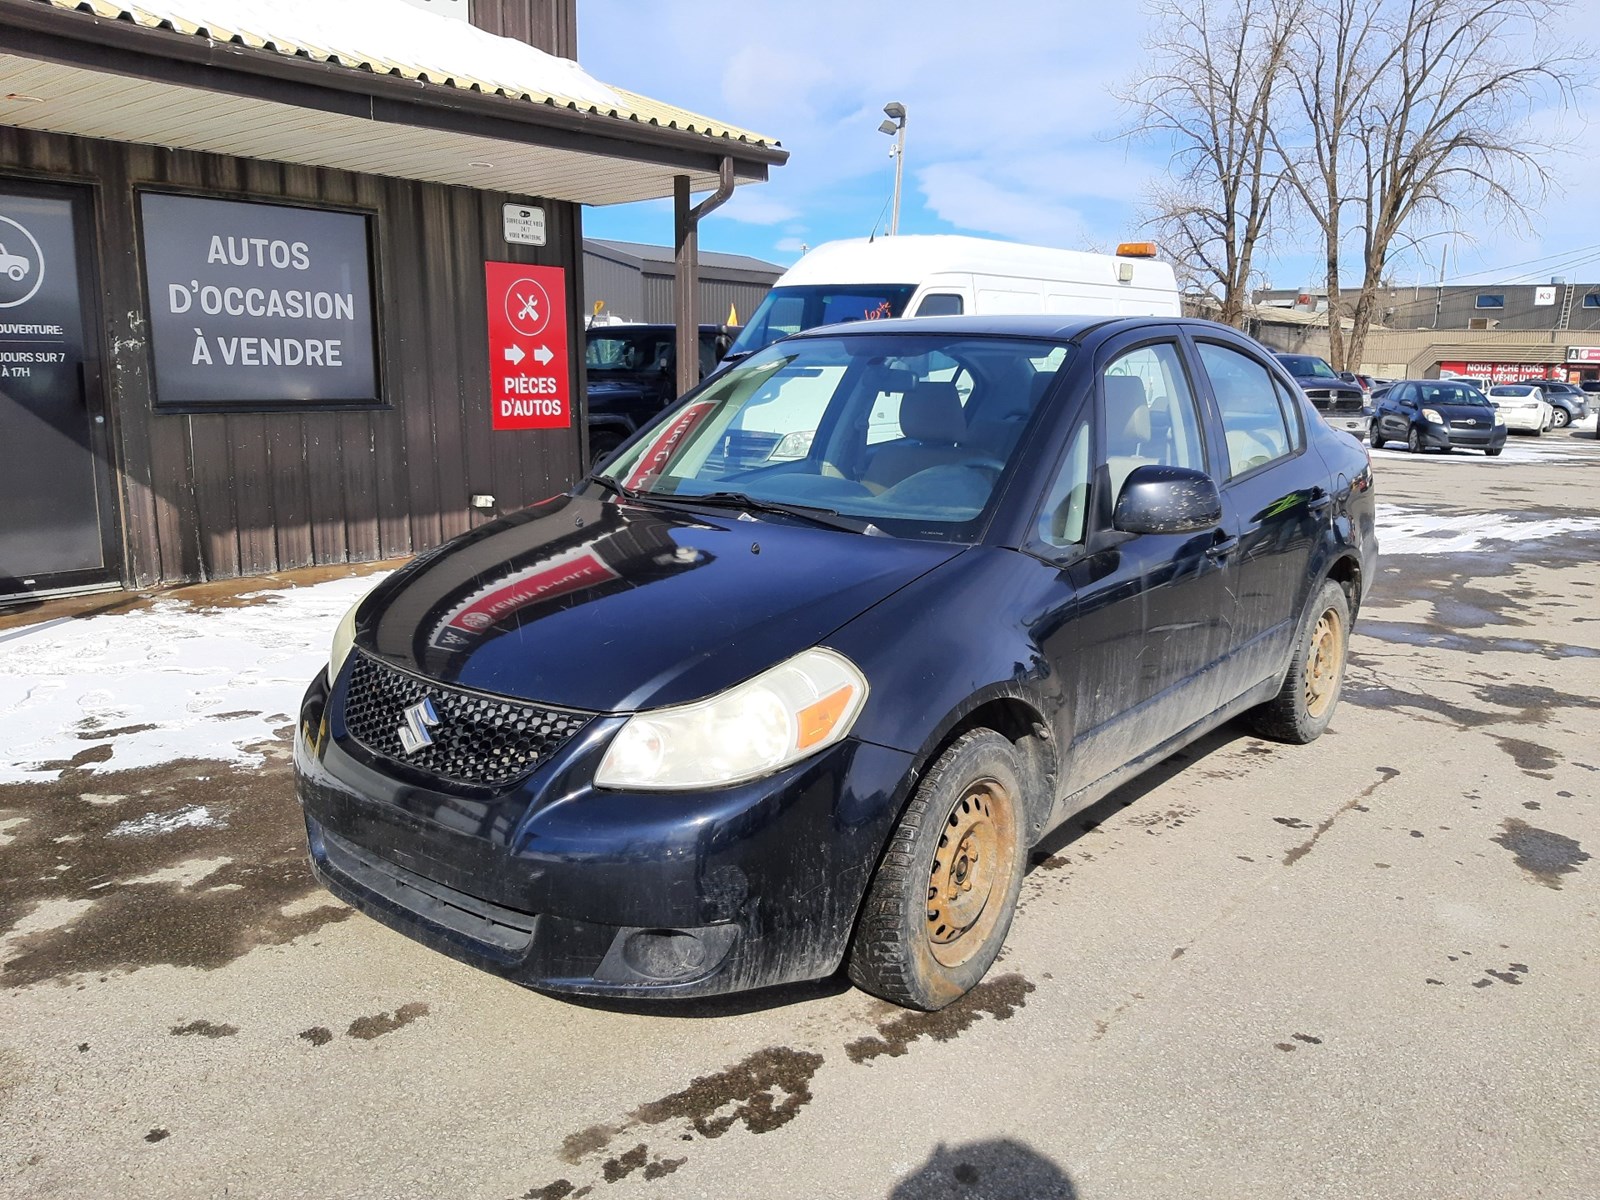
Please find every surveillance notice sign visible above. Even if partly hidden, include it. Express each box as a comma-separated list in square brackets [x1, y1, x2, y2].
[485, 261, 570, 430]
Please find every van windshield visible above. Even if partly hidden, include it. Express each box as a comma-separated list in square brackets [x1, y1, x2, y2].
[725, 284, 918, 360]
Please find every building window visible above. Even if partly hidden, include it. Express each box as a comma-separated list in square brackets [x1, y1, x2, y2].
[1475, 294, 1505, 309]
[1583, 293, 1600, 309]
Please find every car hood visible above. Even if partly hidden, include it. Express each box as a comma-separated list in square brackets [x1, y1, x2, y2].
[1431, 403, 1497, 420]
[356, 494, 963, 712]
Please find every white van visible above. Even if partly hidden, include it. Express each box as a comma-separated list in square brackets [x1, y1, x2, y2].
[712, 235, 1181, 467]
[723, 234, 1181, 361]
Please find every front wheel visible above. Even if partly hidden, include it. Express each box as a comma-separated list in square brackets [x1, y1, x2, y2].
[1407, 427, 1422, 453]
[1247, 580, 1351, 744]
[848, 730, 1027, 1011]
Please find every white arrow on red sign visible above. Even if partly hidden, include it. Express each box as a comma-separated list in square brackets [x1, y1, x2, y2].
[503, 344, 525, 366]
[533, 344, 554, 366]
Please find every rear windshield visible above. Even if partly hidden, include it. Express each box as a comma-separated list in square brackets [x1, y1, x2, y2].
[1489, 386, 1537, 396]
[725, 284, 918, 359]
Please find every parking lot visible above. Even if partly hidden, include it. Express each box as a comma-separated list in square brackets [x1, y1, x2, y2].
[2, 428, 1598, 1200]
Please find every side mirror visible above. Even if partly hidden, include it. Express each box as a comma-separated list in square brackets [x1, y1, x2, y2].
[1338, 371, 1357, 383]
[1113, 465, 1222, 536]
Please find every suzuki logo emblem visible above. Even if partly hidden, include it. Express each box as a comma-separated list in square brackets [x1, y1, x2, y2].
[397, 697, 440, 754]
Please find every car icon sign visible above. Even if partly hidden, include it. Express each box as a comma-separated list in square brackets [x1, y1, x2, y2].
[0, 243, 30, 282]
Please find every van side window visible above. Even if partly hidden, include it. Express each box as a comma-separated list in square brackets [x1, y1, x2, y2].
[914, 293, 964, 317]
[1196, 342, 1293, 476]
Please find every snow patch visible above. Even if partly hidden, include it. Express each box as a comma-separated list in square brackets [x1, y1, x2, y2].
[107, 805, 224, 839]
[0, 572, 386, 784]
[1378, 504, 1600, 555]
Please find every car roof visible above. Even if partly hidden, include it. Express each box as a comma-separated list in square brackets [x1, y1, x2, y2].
[786, 314, 1245, 343]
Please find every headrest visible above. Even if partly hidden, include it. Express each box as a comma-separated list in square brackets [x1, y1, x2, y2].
[1104, 374, 1150, 442]
[901, 381, 967, 443]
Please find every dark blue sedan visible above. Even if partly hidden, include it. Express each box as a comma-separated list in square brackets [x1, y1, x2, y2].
[294, 315, 1377, 1011]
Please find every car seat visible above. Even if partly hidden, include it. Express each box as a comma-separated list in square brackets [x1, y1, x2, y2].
[862, 381, 974, 490]
[1104, 374, 1153, 499]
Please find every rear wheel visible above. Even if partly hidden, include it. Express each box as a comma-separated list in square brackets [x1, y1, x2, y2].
[1407, 427, 1422, 453]
[1553, 407, 1571, 428]
[1486, 447, 1503, 457]
[1369, 422, 1385, 449]
[848, 730, 1027, 1011]
[1247, 580, 1351, 744]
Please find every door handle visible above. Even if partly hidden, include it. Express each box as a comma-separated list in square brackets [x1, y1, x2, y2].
[1205, 533, 1239, 559]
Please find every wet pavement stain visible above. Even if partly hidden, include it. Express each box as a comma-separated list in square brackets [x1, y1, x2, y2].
[1355, 621, 1600, 660]
[519, 1181, 578, 1200]
[643, 1156, 686, 1180]
[1282, 767, 1399, 866]
[1493, 737, 1560, 778]
[143, 1128, 169, 1144]
[1492, 818, 1590, 889]
[846, 973, 1035, 1064]
[0, 753, 351, 988]
[600, 1144, 647, 1183]
[1291, 1032, 1322, 1044]
[559, 1045, 827, 1169]
[346, 1002, 429, 1040]
[298, 1027, 333, 1047]
[170, 1019, 237, 1038]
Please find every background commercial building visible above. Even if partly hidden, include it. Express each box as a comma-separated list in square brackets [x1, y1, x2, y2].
[582, 238, 782, 327]
[0, 0, 784, 604]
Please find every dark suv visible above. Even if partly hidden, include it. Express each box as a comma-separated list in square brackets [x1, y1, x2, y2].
[584, 325, 735, 460]
[1274, 354, 1370, 438]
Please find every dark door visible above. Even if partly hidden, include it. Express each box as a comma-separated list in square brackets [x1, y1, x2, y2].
[1032, 332, 1236, 794]
[0, 183, 116, 600]
[1189, 336, 1326, 694]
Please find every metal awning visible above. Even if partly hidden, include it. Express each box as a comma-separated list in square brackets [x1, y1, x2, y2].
[0, 0, 787, 203]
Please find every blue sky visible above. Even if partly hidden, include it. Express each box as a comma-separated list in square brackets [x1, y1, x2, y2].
[578, 0, 1600, 290]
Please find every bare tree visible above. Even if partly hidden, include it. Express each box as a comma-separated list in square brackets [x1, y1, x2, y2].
[1280, 0, 1582, 369]
[1123, 0, 1303, 328]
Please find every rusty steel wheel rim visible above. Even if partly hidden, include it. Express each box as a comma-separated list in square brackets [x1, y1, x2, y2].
[926, 778, 1017, 969]
[1304, 606, 1345, 719]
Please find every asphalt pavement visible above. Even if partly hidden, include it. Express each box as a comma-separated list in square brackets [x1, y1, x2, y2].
[2, 426, 1597, 1200]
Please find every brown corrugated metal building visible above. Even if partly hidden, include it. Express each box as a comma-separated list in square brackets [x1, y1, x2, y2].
[582, 238, 783, 327]
[0, 0, 785, 603]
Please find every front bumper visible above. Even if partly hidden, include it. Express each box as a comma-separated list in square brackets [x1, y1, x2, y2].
[1415, 420, 1506, 451]
[1322, 411, 1370, 436]
[293, 670, 915, 1000]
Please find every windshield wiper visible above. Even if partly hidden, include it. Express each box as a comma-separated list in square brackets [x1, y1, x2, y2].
[667, 491, 878, 534]
[591, 474, 643, 501]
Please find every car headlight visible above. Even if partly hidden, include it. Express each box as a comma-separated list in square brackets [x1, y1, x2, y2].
[1422, 407, 1443, 424]
[767, 430, 815, 461]
[328, 596, 362, 683]
[595, 648, 868, 790]
[1493, 411, 1505, 425]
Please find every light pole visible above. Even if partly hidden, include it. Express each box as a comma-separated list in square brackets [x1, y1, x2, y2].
[877, 101, 906, 236]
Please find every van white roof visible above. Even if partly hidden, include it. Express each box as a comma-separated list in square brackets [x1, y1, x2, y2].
[776, 235, 1177, 290]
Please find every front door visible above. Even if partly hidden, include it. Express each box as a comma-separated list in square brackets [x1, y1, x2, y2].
[0, 182, 117, 601]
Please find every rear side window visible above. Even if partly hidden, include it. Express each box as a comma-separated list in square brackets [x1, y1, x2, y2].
[1197, 342, 1293, 476]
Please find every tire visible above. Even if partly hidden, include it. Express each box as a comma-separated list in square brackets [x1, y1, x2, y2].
[1486, 447, 1503, 457]
[1533, 424, 1543, 438]
[848, 730, 1027, 1011]
[1369, 423, 1384, 449]
[1553, 407, 1570, 428]
[1247, 579, 1351, 744]
[1406, 427, 1422, 453]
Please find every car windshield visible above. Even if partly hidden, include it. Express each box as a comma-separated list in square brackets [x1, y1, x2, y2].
[598, 333, 1073, 542]
[1418, 383, 1491, 407]
[725, 284, 918, 359]
[1278, 355, 1340, 379]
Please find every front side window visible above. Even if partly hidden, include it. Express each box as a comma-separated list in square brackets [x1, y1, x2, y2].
[1101, 342, 1206, 498]
[1197, 342, 1293, 476]
[914, 293, 965, 317]
[601, 334, 1074, 542]
[1035, 419, 1091, 548]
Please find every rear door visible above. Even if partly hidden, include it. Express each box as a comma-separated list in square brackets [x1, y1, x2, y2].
[0, 182, 118, 601]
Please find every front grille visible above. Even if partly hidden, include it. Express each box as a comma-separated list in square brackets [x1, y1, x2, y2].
[1305, 388, 1364, 413]
[341, 652, 592, 788]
